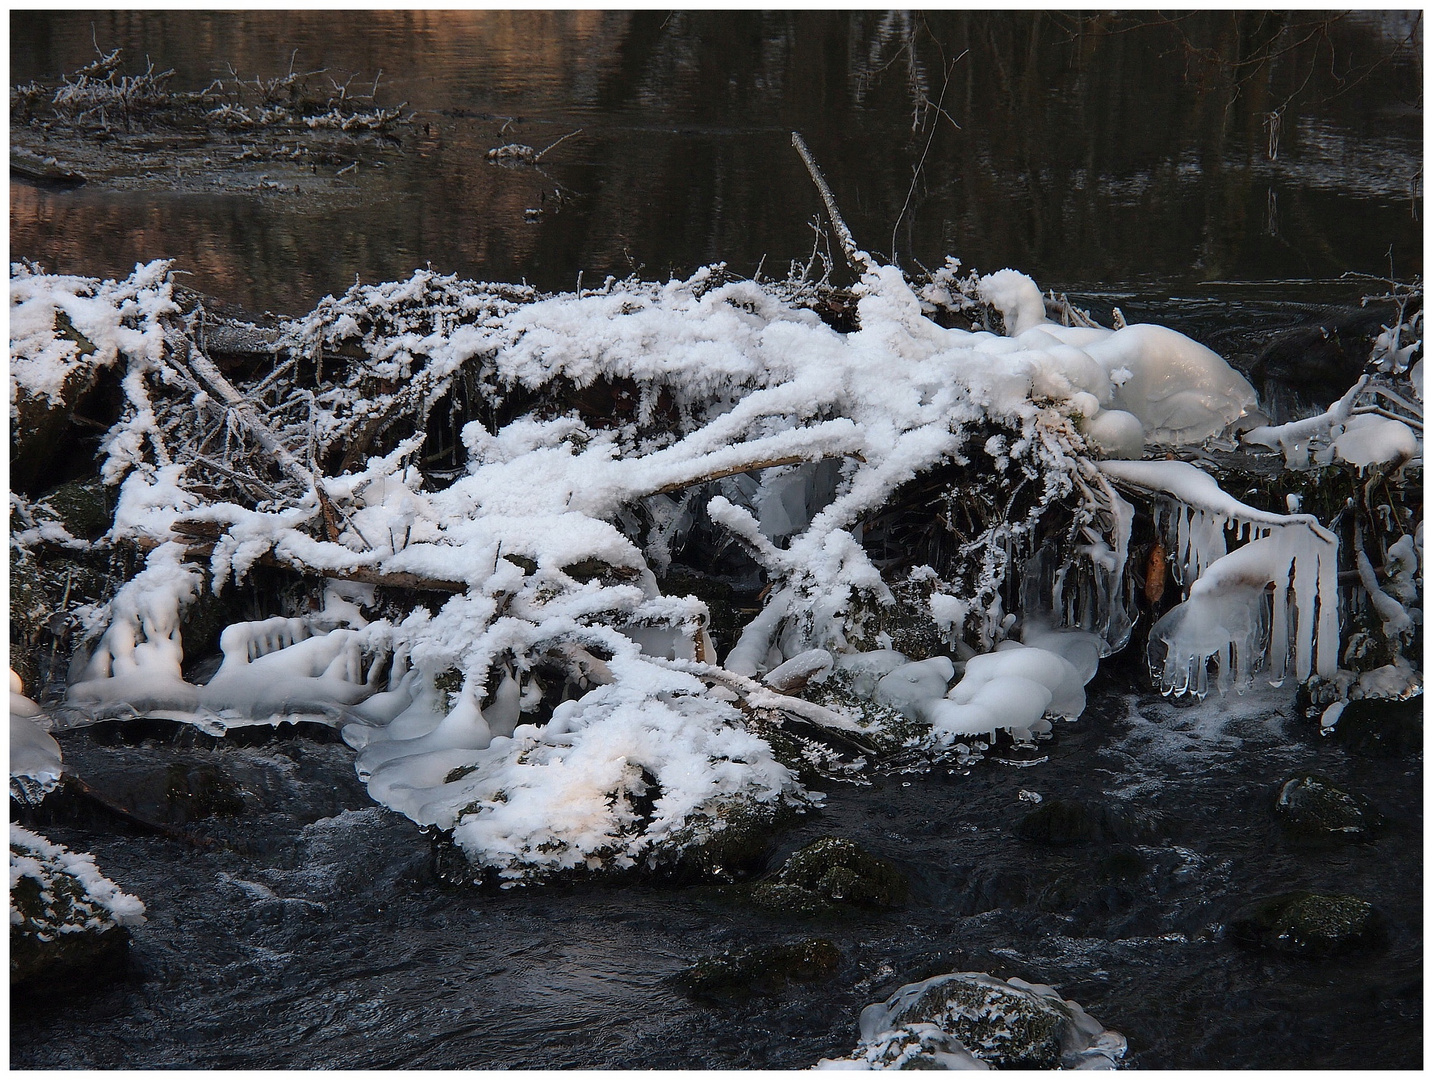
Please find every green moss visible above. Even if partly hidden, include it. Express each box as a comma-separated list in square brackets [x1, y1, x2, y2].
[758, 836, 908, 912]
[1229, 891, 1386, 957]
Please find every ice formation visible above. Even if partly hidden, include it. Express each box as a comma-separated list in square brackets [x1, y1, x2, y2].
[818, 970, 1126, 1070]
[10, 671, 63, 803]
[13, 251, 1406, 878]
[1100, 460, 1340, 696]
[978, 268, 1260, 444]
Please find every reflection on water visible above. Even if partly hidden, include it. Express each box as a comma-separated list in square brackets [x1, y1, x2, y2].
[10, 10, 1422, 313]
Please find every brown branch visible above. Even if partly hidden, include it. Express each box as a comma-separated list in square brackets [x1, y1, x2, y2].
[649, 450, 864, 497]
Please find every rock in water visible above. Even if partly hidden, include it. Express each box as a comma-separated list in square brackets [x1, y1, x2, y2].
[677, 938, 841, 999]
[1227, 891, 1387, 957]
[819, 970, 1126, 1069]
[749, 836, 908, 915]
[1273, 774, 1378, 844]
[10, 826, 146, 989]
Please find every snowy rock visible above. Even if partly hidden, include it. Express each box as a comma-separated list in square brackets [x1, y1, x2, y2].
[819, 970, 1125, 1069]
[10, 825, 146, 988]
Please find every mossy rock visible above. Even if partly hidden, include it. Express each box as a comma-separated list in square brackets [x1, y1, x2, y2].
[33, 477, 113, 540]
[802, 668, 928, 754]
[874, 973, 1074, 1068]
[767, 836, 908, 909]
[664, 799, 794, 884]
[10, 839, 136, 989]
[677, 938, 841, 998]
[846, 581, 946, 660]
[1227, 891, 1387, 957]
[1015, 799, 1097, 847]
[1274, 774, 1378, 843]
[1332, 695, 1423, 758]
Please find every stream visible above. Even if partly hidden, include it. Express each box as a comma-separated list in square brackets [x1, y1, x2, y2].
[9, 11, 1422, 1070]
[10, 677, 1421, 1069]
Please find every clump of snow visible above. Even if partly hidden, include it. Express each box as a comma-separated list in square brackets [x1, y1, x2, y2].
[818, 970, 1125, 1070]
[11, 824, 147, 934]
[1331, 413, 1419, 469]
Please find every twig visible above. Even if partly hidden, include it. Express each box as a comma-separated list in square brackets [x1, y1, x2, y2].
[791, 132, 876, 275]
[533, 128, 582, 163]
[169, 335, 346, 541]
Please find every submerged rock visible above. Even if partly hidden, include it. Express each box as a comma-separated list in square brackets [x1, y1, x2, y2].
[1014, 798, 1097, 846]
[1331, 695, 1423, 758]
[819, 970, 1125, 1069]
[1274, 774, 1378, 844]
[10, 826, 146, 988]
[1227, 891, 1387, 957]
[748, 836, 908, 916]
[677, 938, 841, 999]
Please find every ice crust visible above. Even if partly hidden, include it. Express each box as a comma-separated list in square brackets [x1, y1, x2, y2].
[16, 258, 1368, 878]
[10, 671, 64, 801]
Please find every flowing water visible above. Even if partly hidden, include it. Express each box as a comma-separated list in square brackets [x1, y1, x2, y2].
[8, 11, 1424, 1070]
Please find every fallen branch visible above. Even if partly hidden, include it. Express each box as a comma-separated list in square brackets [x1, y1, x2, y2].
[791, 132, 876, 276]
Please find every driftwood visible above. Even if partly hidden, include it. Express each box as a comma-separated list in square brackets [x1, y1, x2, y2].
[791, 132, 876, 276]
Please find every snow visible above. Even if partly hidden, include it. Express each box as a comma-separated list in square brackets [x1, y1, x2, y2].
[10, 824, 147, 932]
[1331, 413, 1420, 468]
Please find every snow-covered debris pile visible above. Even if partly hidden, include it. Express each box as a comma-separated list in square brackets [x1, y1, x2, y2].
[10, 251, 1417, 882]
[10, 825, 146, 985]
[817, 970, 1126, 1069]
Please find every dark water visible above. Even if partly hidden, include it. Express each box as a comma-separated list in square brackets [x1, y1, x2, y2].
[10, 682, 1422, 1069]
[8, 10, 1424, 1070]
[10, 10, 1423, 315]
